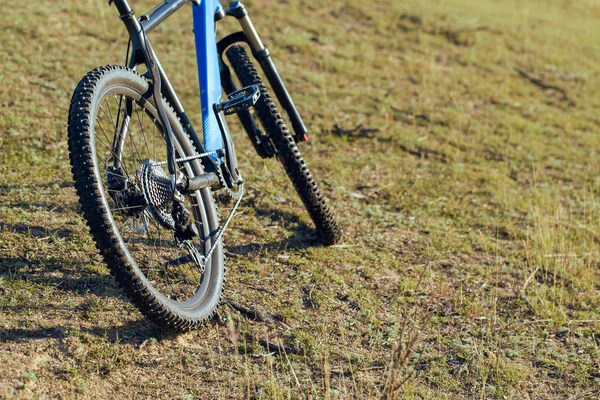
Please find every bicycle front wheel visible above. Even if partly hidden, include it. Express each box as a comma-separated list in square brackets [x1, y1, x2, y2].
[68, 65, 224, 330]
[226, 46, 342, 245]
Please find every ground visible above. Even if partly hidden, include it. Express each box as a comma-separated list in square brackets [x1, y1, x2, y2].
[1, 0, 600, 398]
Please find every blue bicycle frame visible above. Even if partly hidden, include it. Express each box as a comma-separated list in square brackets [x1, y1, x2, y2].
[192, 0, 224, 154]
[112, 0, 306, 185]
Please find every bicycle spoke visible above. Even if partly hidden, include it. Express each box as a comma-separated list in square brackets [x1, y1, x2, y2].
[134, 104, 152, 160]
[95, 118, 135, 180]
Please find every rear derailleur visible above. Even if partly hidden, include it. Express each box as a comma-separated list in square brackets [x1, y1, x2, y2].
[106, 164, 205, 270]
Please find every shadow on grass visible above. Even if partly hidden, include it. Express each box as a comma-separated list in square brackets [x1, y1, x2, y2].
[0, 223, 75, 238]
[0, 319, 175, 346]
[227, 207, 321, 256]
[0, 181, 77, 213]
[0, 257, 117, 297]
[0, 181, 73, 191]
[0, 206, 323, 345]
[2, 203, 78, 214]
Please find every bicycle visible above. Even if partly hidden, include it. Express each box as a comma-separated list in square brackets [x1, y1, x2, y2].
[67, 0, 341, 330]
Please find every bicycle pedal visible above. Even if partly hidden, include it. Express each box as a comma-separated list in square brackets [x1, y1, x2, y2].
[216, 85, 261, 115]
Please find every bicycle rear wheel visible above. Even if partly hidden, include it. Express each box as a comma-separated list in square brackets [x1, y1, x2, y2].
[68, 65, 224, 330]
[226, 46, 342, 245]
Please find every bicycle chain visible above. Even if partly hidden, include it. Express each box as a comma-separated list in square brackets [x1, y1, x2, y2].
[153, 150, 241, 199]
[152, 150, 220, 167]
[198, 183, 244, 273]
[219, 166, 244, 200]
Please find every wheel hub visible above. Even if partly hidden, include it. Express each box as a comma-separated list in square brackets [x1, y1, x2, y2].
[106, 166, 147, 218]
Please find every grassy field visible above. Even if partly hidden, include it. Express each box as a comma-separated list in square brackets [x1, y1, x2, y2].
[1, 0, 600, 398]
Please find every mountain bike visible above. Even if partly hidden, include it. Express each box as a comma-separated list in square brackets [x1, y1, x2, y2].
[67, 0, 341, 330]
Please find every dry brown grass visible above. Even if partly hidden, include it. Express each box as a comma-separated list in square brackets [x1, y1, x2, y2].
[1, 0, 600, 398]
